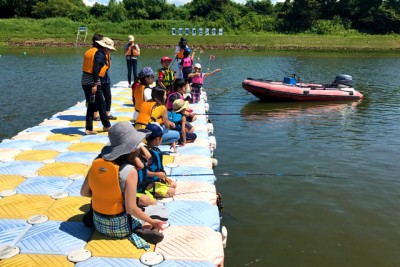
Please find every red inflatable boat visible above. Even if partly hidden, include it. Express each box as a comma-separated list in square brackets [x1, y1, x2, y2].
[242, 75, 363, 102]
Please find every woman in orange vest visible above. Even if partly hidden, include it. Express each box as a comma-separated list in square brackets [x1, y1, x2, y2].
[81, 121, 166, 249]
[81, 36, 115, 135]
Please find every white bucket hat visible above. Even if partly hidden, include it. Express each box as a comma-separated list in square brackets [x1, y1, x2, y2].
[128, 35, 134, 42]
[194, 63, 202, 69]
[101, 121, 150, 161]
[95, 37, 116, 51]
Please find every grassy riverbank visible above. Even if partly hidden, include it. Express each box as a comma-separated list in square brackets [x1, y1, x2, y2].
[1, 18, 400, 51]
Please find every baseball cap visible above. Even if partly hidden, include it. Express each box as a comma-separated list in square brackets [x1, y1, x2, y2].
[161, 56, 173, 64]
[145, 123, 164, 140]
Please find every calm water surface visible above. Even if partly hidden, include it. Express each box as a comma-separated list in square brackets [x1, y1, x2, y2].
[0, 48, 399, 267]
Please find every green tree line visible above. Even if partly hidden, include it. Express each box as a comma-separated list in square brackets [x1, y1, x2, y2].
[1, 0, 400, 34]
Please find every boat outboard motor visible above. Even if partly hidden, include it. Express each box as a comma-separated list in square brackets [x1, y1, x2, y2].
[333, 74, 353, 88]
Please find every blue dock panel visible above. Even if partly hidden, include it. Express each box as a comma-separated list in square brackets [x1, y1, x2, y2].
[16, 220, 93, 255]
[166, 201, 220, 231]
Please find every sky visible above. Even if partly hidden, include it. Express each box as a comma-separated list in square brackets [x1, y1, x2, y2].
[83, 0, 284, 7]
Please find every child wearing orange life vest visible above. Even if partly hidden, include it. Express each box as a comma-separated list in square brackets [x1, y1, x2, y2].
[187, 63, 220, 103]
[132, 67, 155, 121]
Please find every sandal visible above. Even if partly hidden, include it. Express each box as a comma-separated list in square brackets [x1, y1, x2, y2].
[85, 130, 97, 135]
[133, 228, 164, 244]
[108, 115, 117, 120]
[94, 116, 100, 121]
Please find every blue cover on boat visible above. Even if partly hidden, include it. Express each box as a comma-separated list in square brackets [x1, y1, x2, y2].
[16, 176, 72, 195]
[75, 257, 144, 267]
[283, 77, 296, 85]
[165, 201, 220, 231]
[0, 161, 43, 176]
[16, 221, 93, 255]
[32, 141, 71, 152]
[177, 146, 211, 156]
[0, 140, 39, 150]
[55, 151, 98, 164]
[65, 180, 84, 196]
[0, 219, 31, 246]
[80, 135, 110, 144]
[170, 166, 216, 184]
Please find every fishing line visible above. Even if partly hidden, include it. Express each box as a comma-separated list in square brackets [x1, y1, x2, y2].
[169, 172, 400, 184]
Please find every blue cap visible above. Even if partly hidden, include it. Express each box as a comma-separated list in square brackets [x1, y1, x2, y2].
[145, 123, 164, 140]
[138, 67, 154, 78]
[184, 47, 192, 53]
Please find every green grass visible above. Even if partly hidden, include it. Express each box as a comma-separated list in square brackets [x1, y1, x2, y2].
[2, 18, 400, 51]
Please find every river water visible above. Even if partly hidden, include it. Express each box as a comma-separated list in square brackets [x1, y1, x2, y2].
[0, 47, 399, 267]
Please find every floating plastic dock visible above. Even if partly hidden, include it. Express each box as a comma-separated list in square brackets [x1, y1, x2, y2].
[0, 81, 226, 266]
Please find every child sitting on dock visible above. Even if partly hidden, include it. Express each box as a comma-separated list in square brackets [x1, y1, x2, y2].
[144, 123, 177, 198]
[188, 63, 220, 103]
[166, 79, 197, 133]
[129, 144, 158, 207]
[81, 122, 165, 248]
[168, 99, 197, 146]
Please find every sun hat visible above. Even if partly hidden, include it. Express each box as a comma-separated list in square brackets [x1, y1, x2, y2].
[161, 56, 173, 64]
[101, 121, 150, 161]
[172, 99, 189, 112]
[145, 122, 164, 140]
[128, 35, 134, 42]
[95, 37, 116, 51]
[138, 67, 155, 78]
[194, 63, 202, 69]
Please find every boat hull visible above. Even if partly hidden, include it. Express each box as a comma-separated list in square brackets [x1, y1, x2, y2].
[242, 79, 363, 102]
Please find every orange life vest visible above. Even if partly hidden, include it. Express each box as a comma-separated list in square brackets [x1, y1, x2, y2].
[136, 101, 156, 126]
[176, 48, 184, 59]
[88, 158, 125, 215]
[133, 84, 146, 112]
[82, 47, 109, 78]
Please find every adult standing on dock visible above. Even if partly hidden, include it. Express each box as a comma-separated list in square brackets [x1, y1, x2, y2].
[81, 121, 165, 249]
[124, 35, 140, 86]
[81, 37, 114, 135]
[174, 37, 189, 79]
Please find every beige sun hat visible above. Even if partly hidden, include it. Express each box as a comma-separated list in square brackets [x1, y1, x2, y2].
[128, 35, 134, 42]
[96, 37, 116, 51]
[173, 99, 189, 112]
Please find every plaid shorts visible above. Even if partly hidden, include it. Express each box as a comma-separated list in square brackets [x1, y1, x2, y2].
[93, 211, 150, 250]
[190, 85, 201, 104]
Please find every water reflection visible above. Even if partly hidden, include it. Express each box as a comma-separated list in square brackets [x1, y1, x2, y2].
[240, 100, 360, 122]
